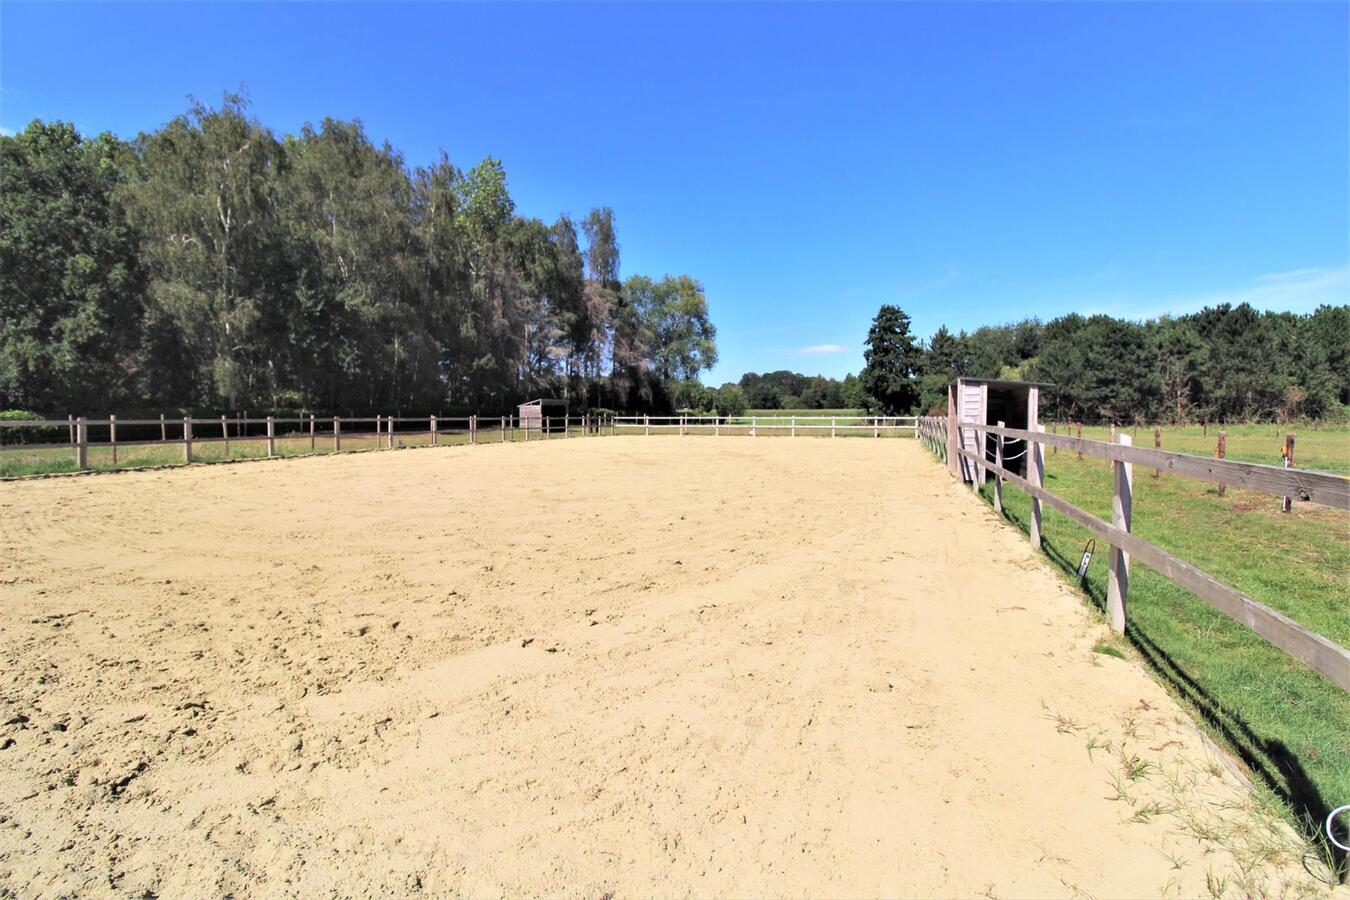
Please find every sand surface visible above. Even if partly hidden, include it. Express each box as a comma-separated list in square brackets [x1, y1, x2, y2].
[0, 437, 1334, 897]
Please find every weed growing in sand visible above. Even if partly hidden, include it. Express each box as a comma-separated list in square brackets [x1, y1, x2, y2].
[1091, 639, 1127, 660]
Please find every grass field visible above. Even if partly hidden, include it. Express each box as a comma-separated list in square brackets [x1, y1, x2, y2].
[956, 427, 1349, 853]
[0, 424, 583, 478]
[1057, 422, 1350, 475]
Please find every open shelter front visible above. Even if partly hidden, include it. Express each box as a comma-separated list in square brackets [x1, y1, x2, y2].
[946, 378, 1046, 484]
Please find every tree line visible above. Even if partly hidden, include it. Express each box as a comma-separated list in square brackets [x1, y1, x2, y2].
[0, 95, 717, 416]
[860, 303, 1349, 423]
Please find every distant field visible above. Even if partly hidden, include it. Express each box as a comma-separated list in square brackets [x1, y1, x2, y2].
[957, 428, 1349, 844]
[0, 423, 574, 478]
[1052, 421, 1349, 475]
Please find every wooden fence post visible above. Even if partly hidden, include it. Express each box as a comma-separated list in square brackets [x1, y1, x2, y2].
[715, 416, 720, 437]
[109, 415, 118, 465]
[993, 421, 1004, 514]
[831, 417, 837, 439]
[431, 415, 438, 446]
[266, 416, 276, 458]
[333, 417, 341, 452]
[565, 413, 570, 438]
[68, 414, 75, 448]
[309, 414, 315, 450]
[970, 429, 979, 494]
[874, 417, 880, 439]
[221, 415, 229, 457]
[1153, 426, 1161, 478]
[790, 416, 796, 437]
[1107, 433, 1133, 634]
[501, 415, 507, 442]
[1051, 423, 1057, 454]
[1216, 431, 1226, 497]
[160, 413, 166, 442]
[375, 415, 381, 449]
[75, 417, 88, 470]
[1076, 423, 1083, 460]
[1030, 425, 1045, 550]
[752, 416, 757, 437]
[1282, 433, 1295, 513]
[391, 415, 398, 448]
[182, 417, 193, 463]
[644, 414, 650, 436]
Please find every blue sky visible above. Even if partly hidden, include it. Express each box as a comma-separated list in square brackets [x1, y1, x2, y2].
[2, 2, 1346, 384]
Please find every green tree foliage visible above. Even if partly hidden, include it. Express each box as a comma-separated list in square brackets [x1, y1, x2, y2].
[0, 99, 717, 415]
[860, 305, 922, 414]
[907, 303, 1349, 423]
[0, 121, 144, 411]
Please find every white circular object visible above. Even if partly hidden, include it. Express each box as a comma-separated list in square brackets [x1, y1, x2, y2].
[1328, 805, 1350, 852]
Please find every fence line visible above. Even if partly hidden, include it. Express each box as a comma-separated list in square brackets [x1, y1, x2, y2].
[613, 414, 918, 438]
[0, 412, 619, 473]
[916, 416, 1350, 690]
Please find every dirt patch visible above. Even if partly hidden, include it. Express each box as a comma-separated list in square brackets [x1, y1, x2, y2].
[0, 437, 1334, 896]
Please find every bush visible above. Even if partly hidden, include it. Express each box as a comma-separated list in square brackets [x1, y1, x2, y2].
[0, 410, 67, 445]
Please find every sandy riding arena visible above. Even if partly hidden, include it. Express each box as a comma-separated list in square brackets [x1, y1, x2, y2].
[0, 437, 1331, 897]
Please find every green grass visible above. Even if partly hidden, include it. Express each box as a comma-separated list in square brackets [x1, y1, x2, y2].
[1050, 421, 1350, 475]
[959, 438, 1349, 858]
[0, 424, 599, 478]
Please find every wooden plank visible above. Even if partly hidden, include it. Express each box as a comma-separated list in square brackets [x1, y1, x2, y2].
[993, 421, 1004, 513]
[959, 422, 1349, 510]
[75, 417, 88, 470]
[1107, 434, 1133, 634]
[952, 443, 1350, 689]
[1030, 425, 1044, 549]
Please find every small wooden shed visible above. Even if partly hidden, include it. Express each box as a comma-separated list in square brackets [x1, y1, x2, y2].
[518, 398, 568, 433]
[946, 377, 1047, 484]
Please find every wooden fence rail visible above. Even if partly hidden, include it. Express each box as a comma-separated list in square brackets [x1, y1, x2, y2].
[613, 415, 918, 438]
[0, 413, 619, 472]
[915, 416, 1350, 690]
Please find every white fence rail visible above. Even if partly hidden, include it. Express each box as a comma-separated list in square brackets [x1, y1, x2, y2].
[613, 415, 918, 438]
[0, 412, 616, 473]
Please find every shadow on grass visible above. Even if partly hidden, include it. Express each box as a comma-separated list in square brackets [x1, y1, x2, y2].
[988, 485, 1346, 879]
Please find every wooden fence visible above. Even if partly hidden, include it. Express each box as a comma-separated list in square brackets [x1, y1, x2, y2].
[613, 414, 918, 437]
[0, 412, 616, 472]
[916, 416, 1350, 690]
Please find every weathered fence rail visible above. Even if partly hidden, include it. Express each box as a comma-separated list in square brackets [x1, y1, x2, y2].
[0, 412, 617, 473]
[917, 416, 1350, 690]
[613, 414, 918, 437]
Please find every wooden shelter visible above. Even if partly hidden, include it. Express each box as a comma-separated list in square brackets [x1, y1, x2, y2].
[518, 398, 568, 434]
[946, 378, 1047, 484]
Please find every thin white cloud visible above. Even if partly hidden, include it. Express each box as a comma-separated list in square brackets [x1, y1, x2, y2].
[796, 343, 847, 355]
[1087, 265, 1349, 321]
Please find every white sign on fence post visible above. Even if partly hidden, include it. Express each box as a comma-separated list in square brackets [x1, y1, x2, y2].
[1107, 433, 1133, 634]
